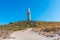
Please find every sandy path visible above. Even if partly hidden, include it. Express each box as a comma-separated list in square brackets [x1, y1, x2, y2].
[3, 28, 60, 40]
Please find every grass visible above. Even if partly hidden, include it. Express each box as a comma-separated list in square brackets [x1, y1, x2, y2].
[0, 21, 60, 32]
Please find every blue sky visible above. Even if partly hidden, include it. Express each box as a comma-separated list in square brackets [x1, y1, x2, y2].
[0, 0, 60, 25]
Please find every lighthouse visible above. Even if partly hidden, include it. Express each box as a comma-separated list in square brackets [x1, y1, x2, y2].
[27, 8, 31, 22]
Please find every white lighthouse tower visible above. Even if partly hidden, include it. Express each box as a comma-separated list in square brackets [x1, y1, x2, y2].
[27, 8, 31, 22]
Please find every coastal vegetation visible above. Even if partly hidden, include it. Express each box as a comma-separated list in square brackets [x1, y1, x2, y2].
[0, 21, 60, 38]
[0, 21, 60, 32]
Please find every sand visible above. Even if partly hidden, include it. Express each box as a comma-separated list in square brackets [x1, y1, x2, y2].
[3, 28, 60, 40]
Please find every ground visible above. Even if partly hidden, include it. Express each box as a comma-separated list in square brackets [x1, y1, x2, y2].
[3, 28, 60, 40]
